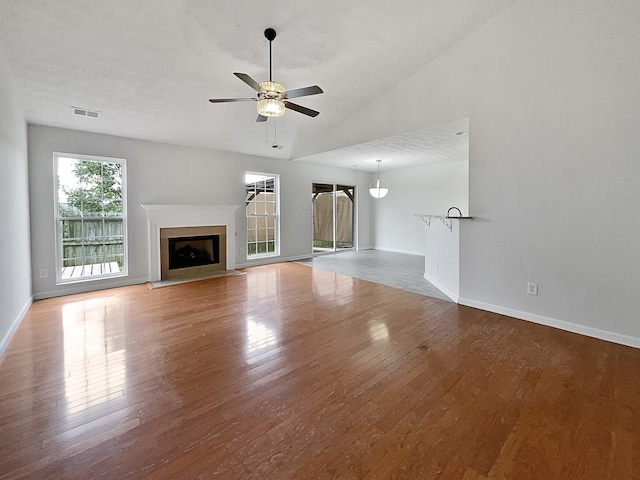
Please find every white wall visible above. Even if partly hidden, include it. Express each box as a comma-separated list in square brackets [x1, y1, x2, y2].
[304, 1, 640, 346]
[422, 218, 461, 303]
[372, 160, 468, 254]
[0, 54, 31, 355]
[372, 159, 468, 301]
[28, 125, 373, 298]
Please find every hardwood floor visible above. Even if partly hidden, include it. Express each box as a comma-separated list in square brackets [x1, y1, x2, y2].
[2, 262, 640, 479]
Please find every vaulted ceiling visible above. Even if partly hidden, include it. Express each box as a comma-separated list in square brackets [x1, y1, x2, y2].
[0, 0, 514, 170]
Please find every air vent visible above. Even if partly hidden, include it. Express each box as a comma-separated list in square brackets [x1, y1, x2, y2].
[72, 107, 100, 118]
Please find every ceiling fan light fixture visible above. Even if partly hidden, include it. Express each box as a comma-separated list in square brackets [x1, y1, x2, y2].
[257, 99, 285, 117]
[259, 81, 285, 95]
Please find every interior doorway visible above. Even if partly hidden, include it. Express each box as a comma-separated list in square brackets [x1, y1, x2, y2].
[312, 183, 355, 253]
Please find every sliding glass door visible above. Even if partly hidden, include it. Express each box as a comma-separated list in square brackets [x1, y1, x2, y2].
[312, 183, 355, 253]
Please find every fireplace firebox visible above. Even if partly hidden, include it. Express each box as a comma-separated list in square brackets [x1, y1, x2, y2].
[169, 235, 220, 270]
[160, 225, 226, 281]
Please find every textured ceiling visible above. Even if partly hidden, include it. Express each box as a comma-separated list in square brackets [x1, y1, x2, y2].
[296, 118, 469, 172]
[0, 0, 512, 168]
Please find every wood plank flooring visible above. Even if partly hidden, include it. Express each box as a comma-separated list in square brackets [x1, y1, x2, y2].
[2, 262, 640, 479]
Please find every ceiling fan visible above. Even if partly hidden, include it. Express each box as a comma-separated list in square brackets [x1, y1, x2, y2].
[208, 28, 323, 122]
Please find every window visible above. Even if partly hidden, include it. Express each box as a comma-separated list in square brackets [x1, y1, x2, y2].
[245, 172, 279, 257]
[54, 153, 127, 283]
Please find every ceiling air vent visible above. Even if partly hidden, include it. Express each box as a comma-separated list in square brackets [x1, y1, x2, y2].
[72, 107, 100, 118]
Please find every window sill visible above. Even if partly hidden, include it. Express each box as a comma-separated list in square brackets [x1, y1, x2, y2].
[246, 253, 279, 261]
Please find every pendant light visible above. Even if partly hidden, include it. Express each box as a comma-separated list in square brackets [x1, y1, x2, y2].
[369, 159, 389, 198]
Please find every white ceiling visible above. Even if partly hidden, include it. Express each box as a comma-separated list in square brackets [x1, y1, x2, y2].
[0, 0, 511, 169]
[296, 118, 469, 172]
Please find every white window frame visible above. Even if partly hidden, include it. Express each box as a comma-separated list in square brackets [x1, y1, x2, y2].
[245, 172, 280, 259]
[312, 183, 356, 252]
[53, 152, 128, 284]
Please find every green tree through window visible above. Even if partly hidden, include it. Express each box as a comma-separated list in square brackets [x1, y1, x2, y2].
[55, 153, 127, 282]
[60, 161, 123, 217]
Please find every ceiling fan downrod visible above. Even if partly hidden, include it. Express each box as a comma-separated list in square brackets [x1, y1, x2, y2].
[264, 28, 276, 82]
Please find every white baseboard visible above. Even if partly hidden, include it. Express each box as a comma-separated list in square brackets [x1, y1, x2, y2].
[458, 297, 640, 350]
[236, 254, 313, 269]
[374, 247, 424, 256]
[33, 276, 149, 300]
[0, 295, 33, 357]
[423, 274, 459, 303]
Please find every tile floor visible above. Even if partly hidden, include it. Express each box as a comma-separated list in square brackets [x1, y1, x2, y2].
[296, 249, 451, 302]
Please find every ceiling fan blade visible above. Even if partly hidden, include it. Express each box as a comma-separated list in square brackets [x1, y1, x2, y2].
[209, 98, 255, 103]
[256, 114, 268, 122]
[234, 73, 263, 92]
[285, 102, 320, 117]
[285, 85, 323, 99]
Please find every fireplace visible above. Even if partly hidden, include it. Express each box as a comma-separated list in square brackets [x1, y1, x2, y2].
[160, 226, 226, 281]
[141, 204, 241, 282]
[169, 235, 219, 270]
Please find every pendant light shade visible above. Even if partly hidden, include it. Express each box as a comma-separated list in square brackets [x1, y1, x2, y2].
[369, 159, 389, 198]
[369, 179, 389, 198]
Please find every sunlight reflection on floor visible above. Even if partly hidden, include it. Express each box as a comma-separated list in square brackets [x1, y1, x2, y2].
[245, 317, 278, 354]
[62, 297, 126, 414]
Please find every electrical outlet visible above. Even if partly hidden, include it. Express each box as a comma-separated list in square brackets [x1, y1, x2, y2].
[299, 242, 303, 247]
[39, 269, 48, 279]
[240, 248, 244, 254]
[527, 282, 538, 296]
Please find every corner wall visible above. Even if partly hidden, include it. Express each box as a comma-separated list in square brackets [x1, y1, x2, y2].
[0, 54, 31, 356]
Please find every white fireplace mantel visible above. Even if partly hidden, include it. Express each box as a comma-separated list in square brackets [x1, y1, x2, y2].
[141, 204, 241, 282]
